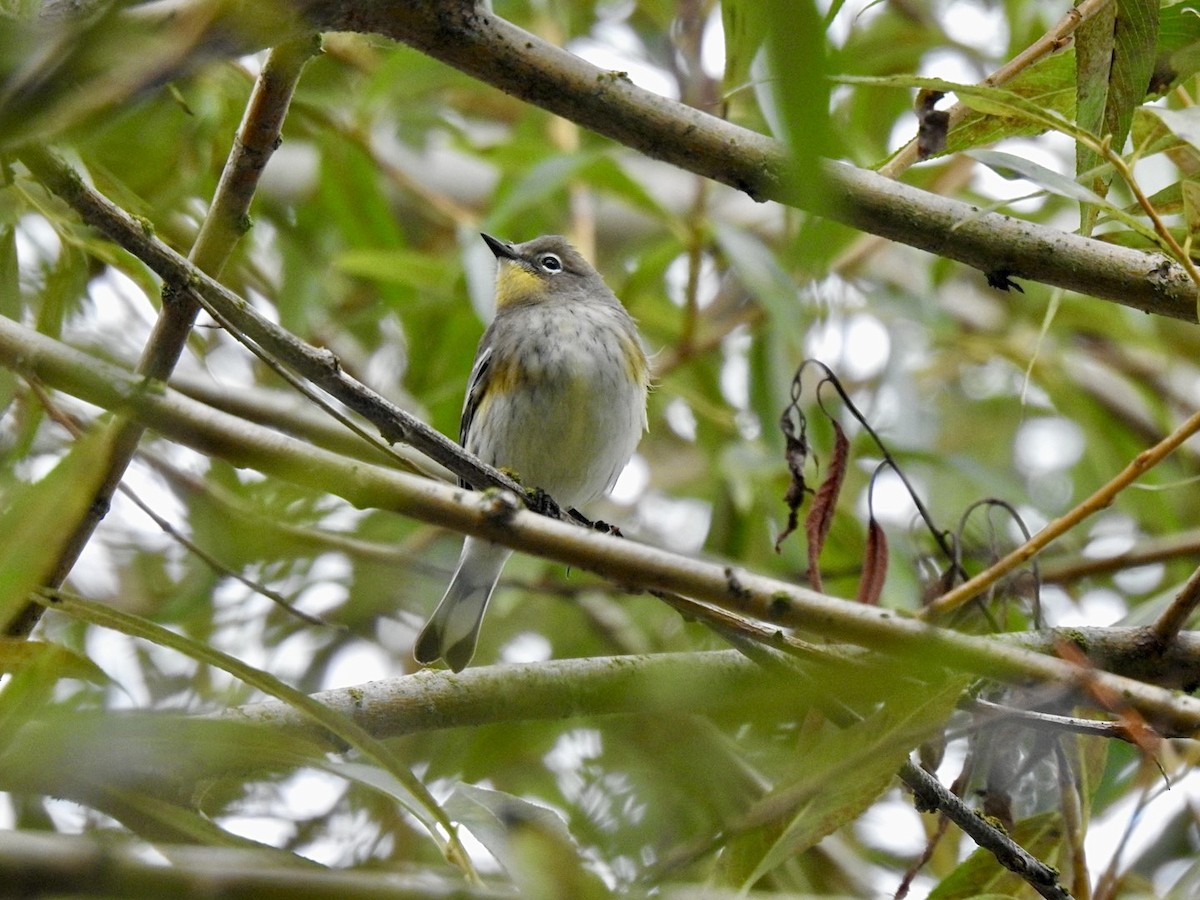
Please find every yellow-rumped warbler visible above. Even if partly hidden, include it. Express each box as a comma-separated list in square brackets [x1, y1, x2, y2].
[413, 233, 650, 672]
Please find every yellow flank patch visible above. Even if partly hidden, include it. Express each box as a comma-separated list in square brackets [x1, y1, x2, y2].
[486, 352, 523, 397]
[494, 263, 544, 309]
[619, 329, 650, 385]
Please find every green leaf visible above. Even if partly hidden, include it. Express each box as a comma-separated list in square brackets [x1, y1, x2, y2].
[0, 638, 110, 683]
[580, 153, 668, 219]
[1143, 106, 1200, 156]
[967, 149, 1108, 205]
[721, 0, 769, 94]
[0, 708, 328, 803]
[444, 784, 609, 900]
[39, 590, 472, 875]
[1077, 0, 1158, 230]
[760, 0, 834, 209]
[334, 247, 455, 293]
[487, 152, 599, 231]
[737, 674, 969, 889]
[1157, 2, 1200, 90]
[928, 811, 1064, 899]
[1183, 179, 1200, 238]
[0, 424, 122, 633]
[1109, 0, 1159, 144]
[1075, 0, 1118, 233]
[712, 222, 803, 336]
[0, 194, 18, 419]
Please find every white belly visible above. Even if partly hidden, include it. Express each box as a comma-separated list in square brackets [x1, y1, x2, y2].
[469, 306, 646, 509]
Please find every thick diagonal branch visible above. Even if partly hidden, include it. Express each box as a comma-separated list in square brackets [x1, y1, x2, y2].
[4, 316, 1200, 735]
[5, 38, 316, 638]
[112, 0, 1199, 321]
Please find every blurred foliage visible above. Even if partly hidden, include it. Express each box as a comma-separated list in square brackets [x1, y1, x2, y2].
[2, 0, 1200, 897]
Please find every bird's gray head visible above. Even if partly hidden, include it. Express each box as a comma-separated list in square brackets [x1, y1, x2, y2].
[482, 233, 606, 309]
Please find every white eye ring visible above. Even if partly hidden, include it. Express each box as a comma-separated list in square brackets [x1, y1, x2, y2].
[539, 253, 563, 273]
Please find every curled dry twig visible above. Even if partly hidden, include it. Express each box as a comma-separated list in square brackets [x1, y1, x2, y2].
[774, 360, 958, 590]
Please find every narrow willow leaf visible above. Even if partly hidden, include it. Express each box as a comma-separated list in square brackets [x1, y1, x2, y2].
[104, 788, 295, 848]
[713, 223, 804, 334]
[1183, 180, 1200, 239]
[856, 518, 888, 606]
[1131, 106, 1200, 177]
[1108, 0, 1160, 149]
[1075, 0, 1117, 232]
[0, 425, 121, 633]
[487, 151, 601, 231]
[0, 709, 331, 824]
[444, 783, 576, 873]
[967, 149, 1109, 205]
[0, 638, 110, 684]
[928, 811, 1064, 899]
[721, 0, 769, 93]
[1076, 0, 1159, 232]
[40, 591, 468, 873]
[738, 675, 969, 889]
[760, 0, 833, 209]
[1157, 2, 1200, 90]
[0, 202, 16, 434]
[804, 419, 848, 593]
[334, 248, 454, 292]
[1144, 107, 1200, 156]
[0, 204, 18, 321]
[445, 784, 609, 900]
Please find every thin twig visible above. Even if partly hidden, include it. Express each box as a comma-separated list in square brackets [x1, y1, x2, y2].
[967, 698, 1144, 744]
[10, 316, 1200, 732]
[925, 407, 1200, 618]
[5, 37, 317, 638]
[26, 379, 337, 629]
[1150, 564, 1200, 646]
[879, 0, 1112, 178]
[1041, 527, 1200, 583]
[1055, 739, 1093, 900]
[17, 149, 537, 512]
[1103, 144, 1200, 297]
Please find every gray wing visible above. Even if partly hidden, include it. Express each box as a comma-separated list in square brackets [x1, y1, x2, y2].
[457, 343, 493, 487]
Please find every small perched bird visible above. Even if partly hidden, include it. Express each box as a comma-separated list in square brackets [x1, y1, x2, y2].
[413, 233, 650, 672]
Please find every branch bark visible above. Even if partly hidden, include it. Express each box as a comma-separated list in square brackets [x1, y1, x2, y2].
[4, 315, 1200, 734]
[0, 830, 508, 900]
[107, 0, 1198, 321]
[17, 148, 529, 507]
[5, 38, 317, 637]
[229, 631, 1200, 741]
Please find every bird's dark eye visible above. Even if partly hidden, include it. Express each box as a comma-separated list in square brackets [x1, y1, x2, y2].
[538, 253, 563, 273]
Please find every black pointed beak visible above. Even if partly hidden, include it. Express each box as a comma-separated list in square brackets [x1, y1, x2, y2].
[481, 232, 520, 261]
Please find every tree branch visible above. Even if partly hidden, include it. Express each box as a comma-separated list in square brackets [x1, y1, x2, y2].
[16, 148, 529, 507]
[1151, 564, 1200, 647]
[898, 759, 1070, 900]
[0, 830, 509, 900]
[3, 316, 1200, 734]
[5, 38, 317, 638]
[924, 407, 1200, 618]
[116, 0, 1200, 321]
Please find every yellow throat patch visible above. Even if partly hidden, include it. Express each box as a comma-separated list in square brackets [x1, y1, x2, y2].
[494, 262, 545, 309]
